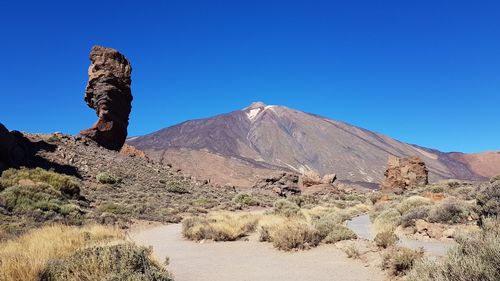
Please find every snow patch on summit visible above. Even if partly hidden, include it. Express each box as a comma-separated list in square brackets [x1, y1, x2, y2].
[247, 108, 261, 120]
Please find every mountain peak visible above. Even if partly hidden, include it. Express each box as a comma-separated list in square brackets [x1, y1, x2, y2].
[246, 101, 267, 110]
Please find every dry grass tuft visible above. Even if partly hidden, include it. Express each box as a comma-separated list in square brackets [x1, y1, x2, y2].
[0, 224, 122, 281]
[182, 212, 259, 241]
[267, 219, 321, 251]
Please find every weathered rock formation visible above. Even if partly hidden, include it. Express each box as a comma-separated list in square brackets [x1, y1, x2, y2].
[80, 46, 132, 151]
[254, 171, 337, 196]
[253, 172, 301, 197]
[380, 156, 428, 193]
[0, 123, 26, 172]
[301, 170, 337, 187]
[120, 144, 148, 160]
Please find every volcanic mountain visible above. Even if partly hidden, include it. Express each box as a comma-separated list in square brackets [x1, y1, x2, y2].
[128, 102, 499, 188]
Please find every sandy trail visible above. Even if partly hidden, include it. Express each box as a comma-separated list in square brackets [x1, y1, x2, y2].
[131, 223, 385, 281]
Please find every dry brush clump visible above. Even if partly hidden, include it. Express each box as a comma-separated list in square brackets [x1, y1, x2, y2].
[182, 212, 259, 241]
[40, 242, 172, 281]
[183, 199, 367, 251]
[382, 246, 424, 276]
[0, 224, 172, 281]
[265, 219, 322, 251]
[374, 230, 398, 248]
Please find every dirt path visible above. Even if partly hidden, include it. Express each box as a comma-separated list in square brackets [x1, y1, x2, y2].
[131, 224, 385, 281]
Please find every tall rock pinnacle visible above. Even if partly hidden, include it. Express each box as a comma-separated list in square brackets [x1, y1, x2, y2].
[80, 46, 133, 151]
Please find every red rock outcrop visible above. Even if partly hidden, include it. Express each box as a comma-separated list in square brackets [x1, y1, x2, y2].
[80, 46, 132, 151]
[380, 156, 428, 193]
[0, 123, 26, 172]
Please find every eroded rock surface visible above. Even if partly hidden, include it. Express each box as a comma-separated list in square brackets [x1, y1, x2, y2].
[80, 46, 132, 151]
[380, 156, 428, 193]
[0, 123, 26, 172]
[301, 171, 337, 187]
[253, 172, 301, 196]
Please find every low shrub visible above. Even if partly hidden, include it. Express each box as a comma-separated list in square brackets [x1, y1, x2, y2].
[0, 167, 80, 198]
[96, 172, 117, 184]
[407, 218, 500, 281]
[399, 205, 430, 227]
[344, 244, 361, 259]
[323, 225, 357, 243]
[428, 199, 471, 224]
[368, 192, 383, 204]
[273, 199, 301, 217]
[40, 243, 172, 281]
[182, 212, 258, 241]
[373, 208, 401, 232]
[374, 230, 398, 248]
[166, 182, 190, 194]
[396, 196, 432, 215]
[268, 219, 321, 251]
[382, 247, 424, 276]
[477, 180, 500, 221]
[288, 195, 318, 207]
[98, 202, 131, 215]
[232, 193, 260, 206]
[313, 212, 344, 238]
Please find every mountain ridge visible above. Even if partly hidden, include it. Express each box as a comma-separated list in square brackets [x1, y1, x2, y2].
[128, 102, 499, 187]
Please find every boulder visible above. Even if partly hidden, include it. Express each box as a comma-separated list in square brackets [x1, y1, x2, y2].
[80, 46, 132, 151]
[0, 123, 26, 172]
[322, 173, 337, 184]
[301, 170, 322, 187]
[301, 171, 337, 187]
[380, 156, 428, 193]
[253, 172, 301, 197]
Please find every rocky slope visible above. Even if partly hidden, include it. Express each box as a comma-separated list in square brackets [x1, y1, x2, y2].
[0, 131, 247, 238]
[128, 102, 499, 187]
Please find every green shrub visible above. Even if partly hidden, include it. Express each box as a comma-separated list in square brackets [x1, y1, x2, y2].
[273, 199, 301, 217]
[368, 192, 383, 204]
[428, 199, 470, 224]
[232, 193, 260, 206]
[40, 243, 173, 281]
[477, 180, 500, 221]
[0, 168, 80, 198]
[98, 203, 131, 215]
[313, 212, 344, 238]
[431, 185, 444, 193]
[400, 205, 430, 227]
[407, 218, 500, 281]
[374, 230, 398, 248]
[0, 183, 79, 219]
[166, 182, 190, 194]
[373, 208, 401, 232]
[397, 196, 432, 215]
[288, 195, 318, 207]
[96, 172, 117, 184]
[323, 225, 357, 243]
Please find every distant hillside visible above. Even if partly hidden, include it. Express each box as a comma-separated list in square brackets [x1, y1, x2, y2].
[128, 102, 499, 187]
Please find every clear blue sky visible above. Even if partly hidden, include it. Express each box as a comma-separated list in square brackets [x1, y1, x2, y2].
[0, 1, 499, 153]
